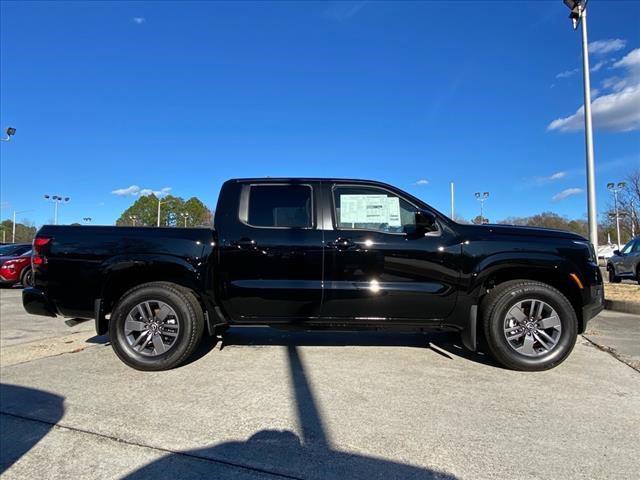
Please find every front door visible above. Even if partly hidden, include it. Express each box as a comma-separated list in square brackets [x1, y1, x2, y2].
[218, 181, 324, 321]
[320, 182, 459, 322]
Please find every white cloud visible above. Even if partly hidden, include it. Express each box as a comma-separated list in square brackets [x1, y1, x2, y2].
[589, 39, 627, 55]
[549, 171, 567, 180]
[132, 17, 146, 24]
[112, 185, 141, 196]
[556, 68, 579, 79]
[532, 171, 567, 185]
[590, 60, 607, 73]
[549, 46, 640, 133]
[552, 188, 583, 202]
[140, 187, 171, 197]
[111, 185, 171, 197]
[547, 85, 640, 132]
[613, 48, 640, 71]
[324, 1, 367, 21]
[414, 179, 429, 186]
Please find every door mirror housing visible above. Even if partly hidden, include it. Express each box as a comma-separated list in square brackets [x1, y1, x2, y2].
[613, 249, 621, 256]
[415, 210, 437, 234]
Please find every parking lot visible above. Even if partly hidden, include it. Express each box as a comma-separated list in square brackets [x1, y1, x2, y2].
[1, 287, 639, 479]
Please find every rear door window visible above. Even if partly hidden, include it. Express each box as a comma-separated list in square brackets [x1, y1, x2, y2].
[246, 185, 312, 228]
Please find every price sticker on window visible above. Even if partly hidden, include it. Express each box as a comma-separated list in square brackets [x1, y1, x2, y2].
[340, 194, 401, 227]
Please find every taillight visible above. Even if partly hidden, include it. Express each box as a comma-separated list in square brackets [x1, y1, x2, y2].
[32, 236, 52, 267]
[34, 237, 51, 249]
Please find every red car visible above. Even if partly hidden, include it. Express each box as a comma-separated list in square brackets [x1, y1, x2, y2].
[0, 243, 33, 287]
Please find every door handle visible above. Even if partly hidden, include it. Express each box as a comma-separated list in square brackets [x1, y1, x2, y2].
[328, 237, 357, 250]
[232, 237, 257, 249]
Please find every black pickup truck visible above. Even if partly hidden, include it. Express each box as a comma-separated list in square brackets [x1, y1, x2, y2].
[23, 178, 604, 371]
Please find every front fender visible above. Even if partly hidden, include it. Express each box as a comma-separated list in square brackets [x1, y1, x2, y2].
[468, 251, 580, 295]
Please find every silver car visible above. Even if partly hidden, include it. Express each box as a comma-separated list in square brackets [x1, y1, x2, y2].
[606, 237, 640, 284]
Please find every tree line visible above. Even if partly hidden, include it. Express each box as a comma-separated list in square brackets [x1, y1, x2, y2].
[115, 194, 212, 227]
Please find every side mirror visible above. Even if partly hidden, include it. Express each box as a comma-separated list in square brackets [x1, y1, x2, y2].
[613, 250, 621, 256]
[415, 210, 437, 233]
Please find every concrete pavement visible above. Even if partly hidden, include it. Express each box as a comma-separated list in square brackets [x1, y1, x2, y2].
[1, 290, 639, 479]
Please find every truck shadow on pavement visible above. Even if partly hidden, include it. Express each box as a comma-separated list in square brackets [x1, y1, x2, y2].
[124, 344, 459, 479]
[0, 383, 64, 474]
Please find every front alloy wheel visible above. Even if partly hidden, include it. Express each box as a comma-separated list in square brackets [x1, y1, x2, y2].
[503, 299, 561, 357]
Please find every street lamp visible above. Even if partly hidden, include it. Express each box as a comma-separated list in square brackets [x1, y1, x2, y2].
[11, 209, 32, 243]
[83, 217, 92, 224]
[129, 215, 138, 226]
[157, 198, 166, 227]
[607, 182, 626, 248]
[0, 127, 16, 142]
[179, 212, 190, 228]
[44, 195, 70, 225]
[562, 0, 598, 253]
[475, 192, 490, 224]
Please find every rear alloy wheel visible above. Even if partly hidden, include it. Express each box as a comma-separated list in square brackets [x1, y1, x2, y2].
[482, 280, 578, 371]
[110, 282, 204, 371]
[123, 300, 180, 356]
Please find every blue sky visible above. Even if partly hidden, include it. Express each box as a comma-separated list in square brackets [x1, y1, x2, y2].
[1, 0, 639, 227]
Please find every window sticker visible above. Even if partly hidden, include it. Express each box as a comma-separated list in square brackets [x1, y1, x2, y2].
[386, 196, 401, 227]
[340, 194, 401, 226]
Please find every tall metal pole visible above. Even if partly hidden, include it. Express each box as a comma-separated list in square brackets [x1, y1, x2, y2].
[12, 211, 16, 243]
[450, 182, 455, 219]
[157, 198, 162, 227]
[579, 5, 598, 252]
[480, 200, 484, 225]
[54, 201, 59, 225]
[613, 189, 621, 247]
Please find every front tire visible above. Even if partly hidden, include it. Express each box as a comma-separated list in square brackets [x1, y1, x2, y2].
[110, 282, 204, 371]
[481, 280, 578, 371]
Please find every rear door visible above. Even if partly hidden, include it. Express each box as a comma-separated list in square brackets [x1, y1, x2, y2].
[319, 182, 459, 322]
[217, 181, 324, 321]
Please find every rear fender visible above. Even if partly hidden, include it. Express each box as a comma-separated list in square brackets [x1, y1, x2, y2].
[95, 254, 203, 333]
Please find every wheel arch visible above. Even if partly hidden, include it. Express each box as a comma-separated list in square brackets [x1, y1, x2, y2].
[478, 267, 584, 333]
[95, 256, 205, 335]
[473, 259, 585, 333]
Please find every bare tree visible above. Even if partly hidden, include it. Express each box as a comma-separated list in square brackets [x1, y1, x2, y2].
[603, 168, 640, 244]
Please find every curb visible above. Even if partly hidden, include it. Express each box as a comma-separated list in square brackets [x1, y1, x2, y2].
[604, 299, 640, 315]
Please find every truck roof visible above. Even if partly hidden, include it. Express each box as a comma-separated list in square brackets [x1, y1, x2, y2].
[226, 177, 396, 187]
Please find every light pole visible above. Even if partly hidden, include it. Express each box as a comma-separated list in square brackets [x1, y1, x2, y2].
[83, 217, 92, 224]
[475, 192, 489, 224]
[0, 127, 16, 142]
[450, 182, 455, 219]
[129, 215, 138, 226]
[12, 209, 32, 243]
[607, 182, 626, 248]
[563, 0, 598, 252]
[44, 195, 70, 225]
[156, 197, 167, 227]
[180, 212, 190, 228]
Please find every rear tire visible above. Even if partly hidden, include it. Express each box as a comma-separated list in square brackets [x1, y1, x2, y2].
[110, 282, 204, 371]
[20, 267, 33, 287]
[607, 265, 621, 283]
[481, 280, 578, 371]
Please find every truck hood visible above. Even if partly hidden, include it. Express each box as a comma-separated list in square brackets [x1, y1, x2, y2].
[457, 224, 587, 242]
